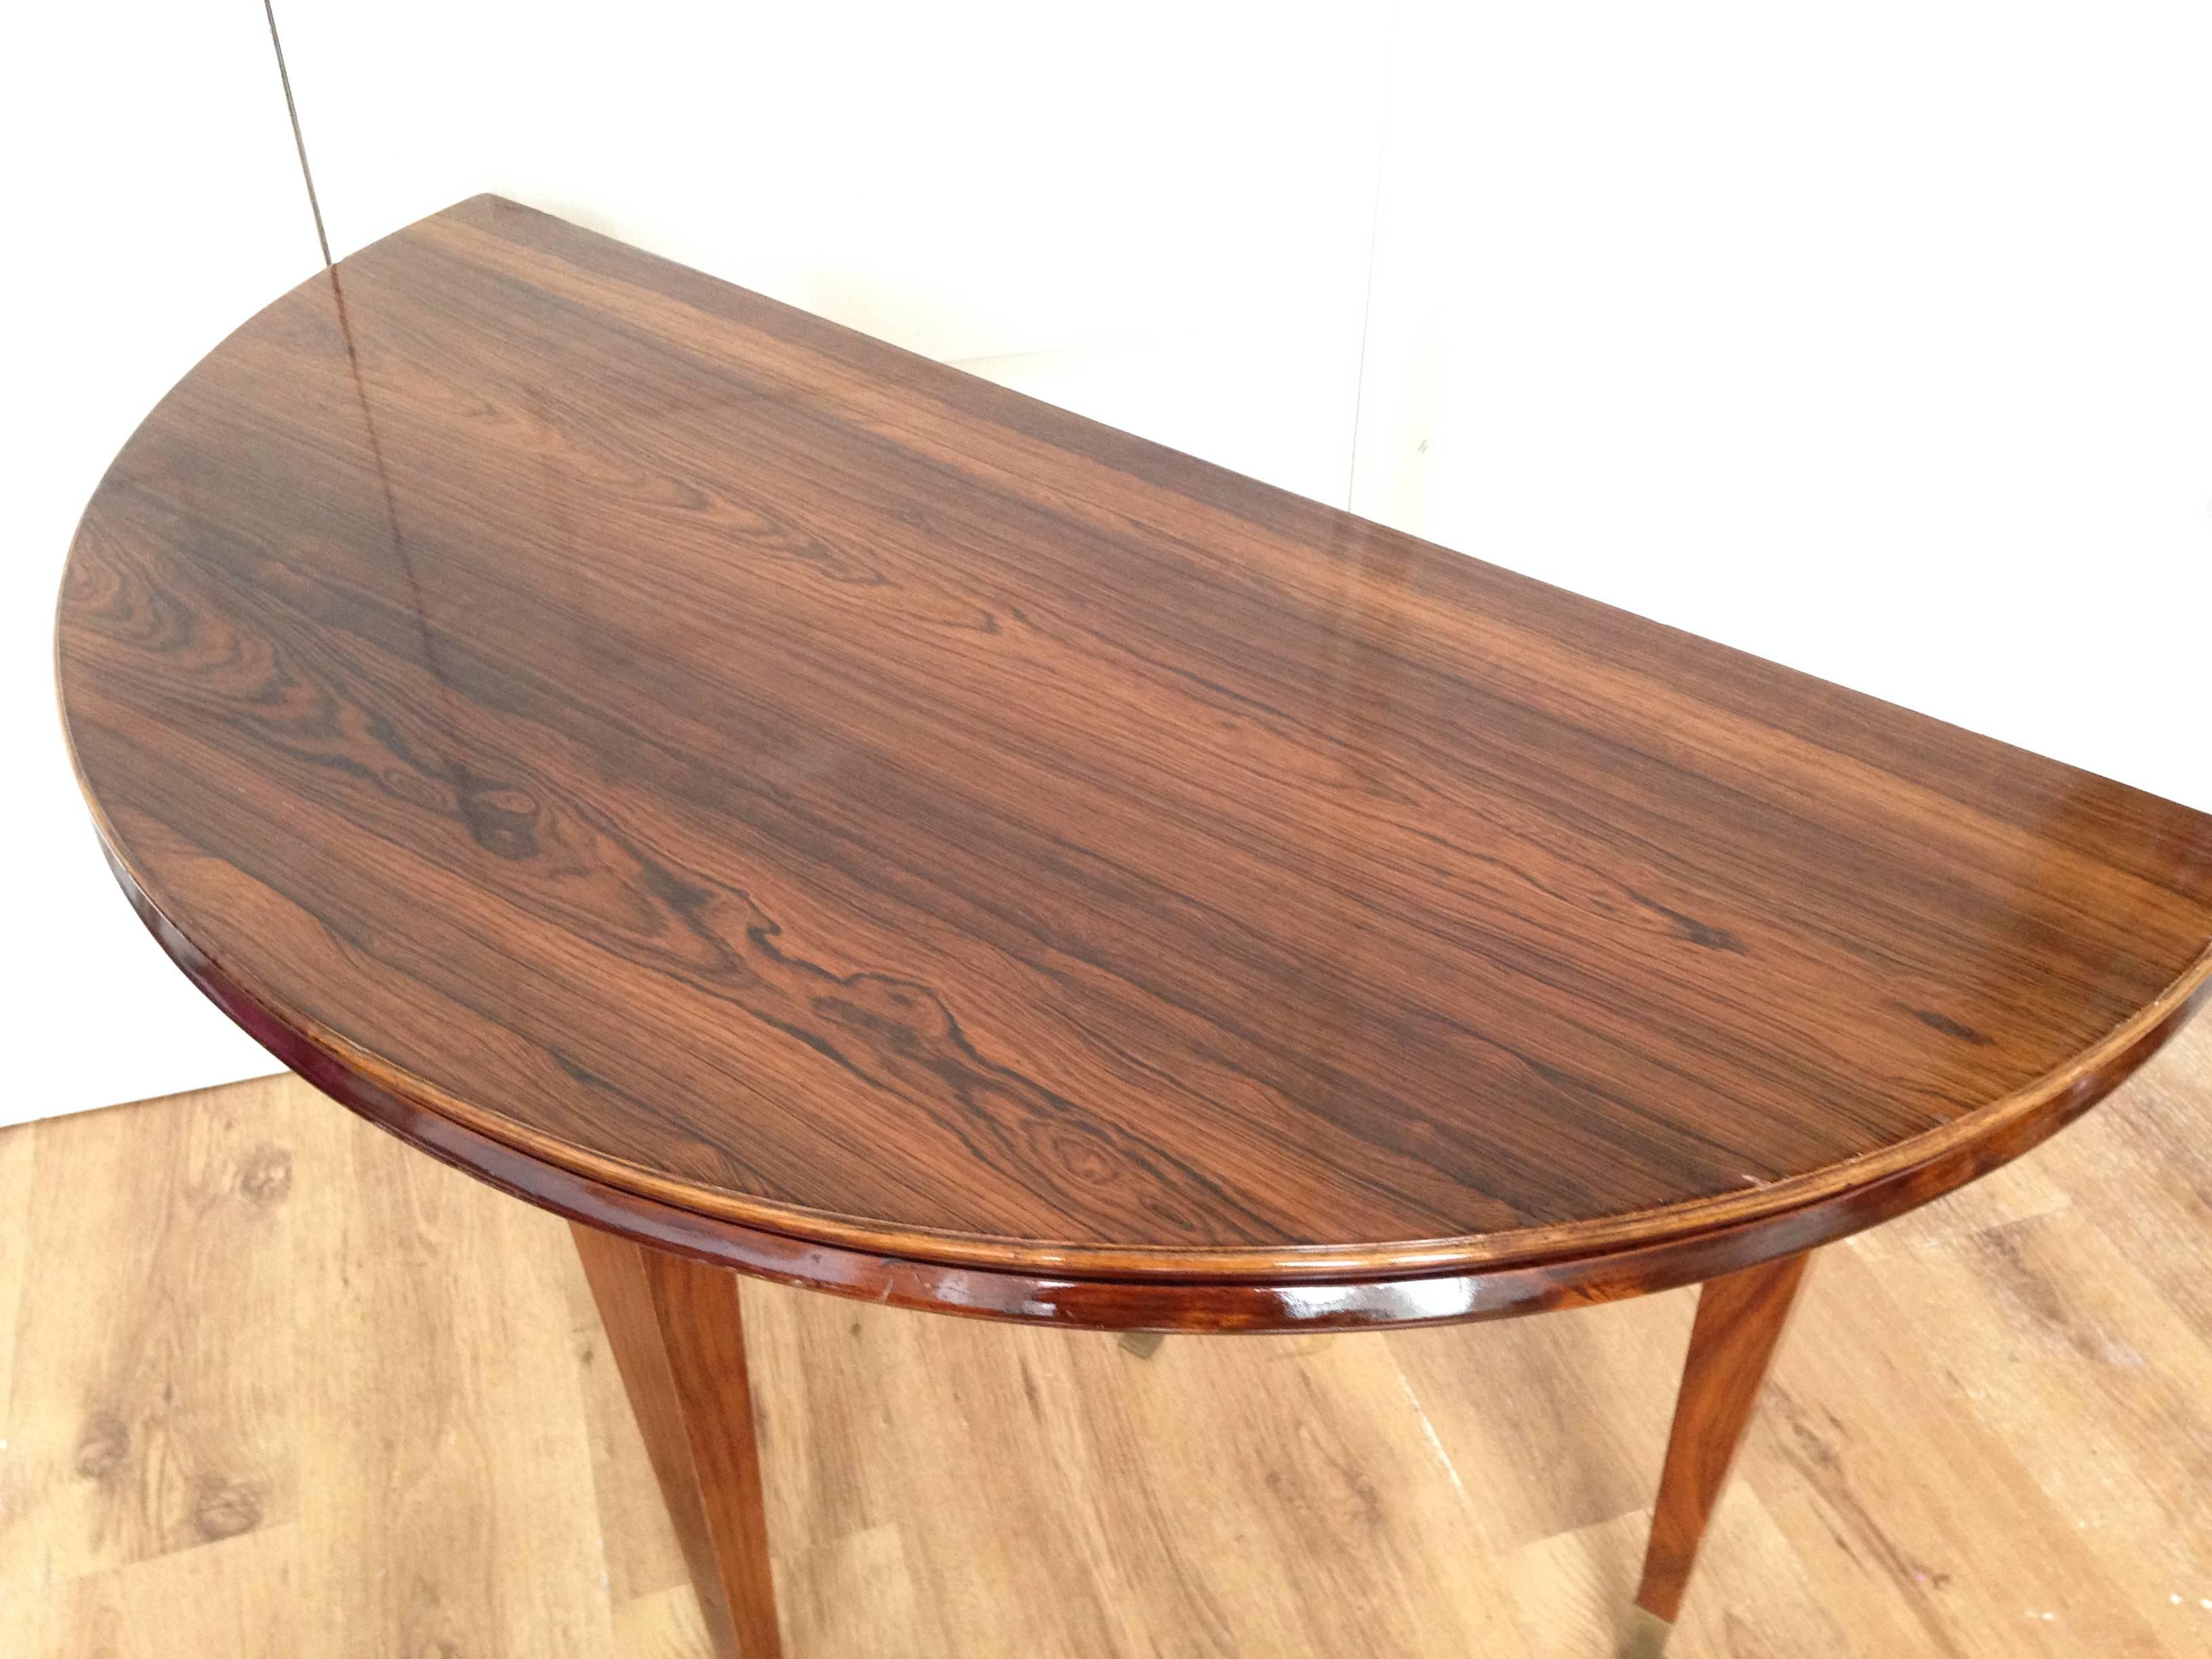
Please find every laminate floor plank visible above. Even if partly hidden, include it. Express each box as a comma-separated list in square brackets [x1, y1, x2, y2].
[32, 1521, 303, 1659]
[0, 1116, 39, 1437]
[1851, 1206, 2212, 1652]
[1385, 1292, 1693, 1555]
[1746, 1246, 2168, 1659]
[0, 1080, 300, 1589]
[288, 1087, 611, 1659]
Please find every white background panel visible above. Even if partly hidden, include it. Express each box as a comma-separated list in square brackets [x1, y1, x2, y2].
[1354, 6, 2212, 811]
[2, 1, 324, 1124]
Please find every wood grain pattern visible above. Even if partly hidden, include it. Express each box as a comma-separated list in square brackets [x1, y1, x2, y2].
[6, 1033, 2212, 1657]
[0, 1081, 299, 1591]
[1635, 1252, 1812, 1626]
[573, 1223, 783, 1658]
[53, 193, 2212, 1322]
[91, 863, 2212, 1338]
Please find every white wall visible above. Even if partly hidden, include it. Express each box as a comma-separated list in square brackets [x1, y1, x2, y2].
[1355, 6, 2212, 814]
[12, 5, 2212, 1126]
[274, 1, 1387, 506]
[3, 3, 324, 1124]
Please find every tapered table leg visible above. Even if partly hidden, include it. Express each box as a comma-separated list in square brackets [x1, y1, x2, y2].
[571, 1222, 783, 1659]
[1624, 1251, 1812, 1655]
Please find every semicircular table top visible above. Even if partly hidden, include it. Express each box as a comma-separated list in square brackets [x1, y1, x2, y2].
[54, 194, 2212, 1328]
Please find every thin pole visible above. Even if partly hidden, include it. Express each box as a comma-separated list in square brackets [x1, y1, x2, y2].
[260, 0, 332, 267]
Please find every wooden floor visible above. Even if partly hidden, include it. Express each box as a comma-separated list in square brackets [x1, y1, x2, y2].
[2, 1023, 2210, 1658]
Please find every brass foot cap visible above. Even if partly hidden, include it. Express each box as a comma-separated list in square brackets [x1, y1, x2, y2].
[1117, 1330, 1168, 1360]
[1615, 1606, 1673, 1658]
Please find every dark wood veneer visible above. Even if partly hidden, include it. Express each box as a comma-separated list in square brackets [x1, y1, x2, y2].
[89, 841, 2212, 1332]
[1635, 1252, 1812, 1627]
[572, 1222, 781, 1657]
[55, 194, 2212, 1332]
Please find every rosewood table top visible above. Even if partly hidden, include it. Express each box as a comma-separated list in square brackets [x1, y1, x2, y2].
[55, 196, 2212, 1332]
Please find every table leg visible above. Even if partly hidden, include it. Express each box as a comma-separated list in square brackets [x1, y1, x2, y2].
[1624, 1250, 1811, 1656]
[571, 1222, 783, 1659]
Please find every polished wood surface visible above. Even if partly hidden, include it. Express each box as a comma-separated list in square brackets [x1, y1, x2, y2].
[94, 869, 2212, 1338]
[1635, 1252, 1812, 1630]
[55, 194, 2212, 1320]
[572, 1223, 782, 1658]
[6, 1038, 2212, 1657]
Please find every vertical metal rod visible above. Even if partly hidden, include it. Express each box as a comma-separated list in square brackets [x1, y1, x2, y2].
[260, 0, 332, 267]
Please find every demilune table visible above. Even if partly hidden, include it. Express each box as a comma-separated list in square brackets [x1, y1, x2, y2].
[54, 197, 2212, 1658]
